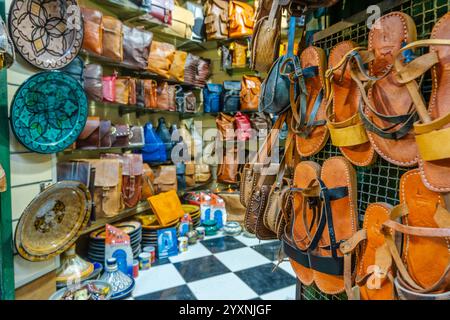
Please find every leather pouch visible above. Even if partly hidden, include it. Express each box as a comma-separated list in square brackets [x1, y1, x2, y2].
[223, 81, 241, 112]
[111, 124, 131, 147]
[102, 16, 123, 61]
[148, 41, 176, 78]
[216, 113, 235, 141]
[77, 117, 100, 150]
[103, 75, 117, 102]
[84, 64, 103, 101]
[130, 126, 145, 146]
[217, 147, 239, 184]
[240, 75, 261, 111]
[123, 25, 153, 70]
[229, 1, 254, 38]
[147, 189, 184, 226]
[153, 165, 178, 194]
[81, 7, 103, 55]
[169, 50, 188, 82]
[204, 0, 228, 40]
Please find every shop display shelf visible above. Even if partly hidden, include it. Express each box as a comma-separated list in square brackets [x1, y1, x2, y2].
[80, 200, 150, 236]
[59, 145, 143, 155]
[87, 0, 147, 20]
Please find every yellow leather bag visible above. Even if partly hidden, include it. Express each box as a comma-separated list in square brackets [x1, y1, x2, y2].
[169, 50, 188, 82]
[167, 5, 194, 39]
[147, 190, 184, 226]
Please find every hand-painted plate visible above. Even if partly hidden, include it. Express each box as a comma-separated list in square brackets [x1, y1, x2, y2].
[15, 181, 91, 261]
[10, 71, 88, 154]
[9, 0, 83, 69]
[89, 221, 142, 241]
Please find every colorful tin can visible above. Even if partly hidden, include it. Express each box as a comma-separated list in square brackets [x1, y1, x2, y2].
[196, 226, 206, 240]
[143, 246, 156, 264]
[132, 259, 139, 278]
[138, 252, 151, 270]
[178, 236, 188, 253]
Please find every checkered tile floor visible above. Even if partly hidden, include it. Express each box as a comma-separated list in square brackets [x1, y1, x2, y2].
[131, 233, 297, 300]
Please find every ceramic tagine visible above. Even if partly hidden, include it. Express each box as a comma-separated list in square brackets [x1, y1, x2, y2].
[56, 244, 94, 287]
[99, 258, 135, 300]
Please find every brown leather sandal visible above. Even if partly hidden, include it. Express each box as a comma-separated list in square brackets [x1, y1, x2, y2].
[394, 12, 450, 192]
[359, 12, 419, 167]
[293, 46, 329, 157]
[326, 41, 377, 167]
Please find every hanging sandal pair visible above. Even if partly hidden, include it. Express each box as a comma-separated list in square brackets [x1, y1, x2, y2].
[283, 156, 358, 294]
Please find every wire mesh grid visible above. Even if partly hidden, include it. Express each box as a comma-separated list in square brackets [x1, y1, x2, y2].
[296, 0, 450, 300]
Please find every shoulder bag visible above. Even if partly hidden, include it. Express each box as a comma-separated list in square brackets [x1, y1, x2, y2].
[228, 1, 255, 38]
[204, 0, 228, 40]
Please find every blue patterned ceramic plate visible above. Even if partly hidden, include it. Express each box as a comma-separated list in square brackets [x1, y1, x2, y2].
[10, 71, 88, 154]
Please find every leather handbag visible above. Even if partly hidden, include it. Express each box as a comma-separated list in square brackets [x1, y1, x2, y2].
[204, 84, 223, 113]
[235, 112, 252, 141]
[81, 7, 103, 55]
[84, 64, 103, 102]
[168, 5, 194, 39]
[123, 25, 153, 70]
[103, 74, 117, 102]
[0, 16, 14, 70]
[147, 41, 176, 78]
[240, 75, 261, 111]
[259, 17, 304, 115]
[115, 77, 132, 105]
[216, 113, 235, 141]
[129, 126, 145, 146]
[87, 159, 124, 219]
[169, 50, 187, 82]
[228, 1, 254, 38]
[156, 117, 173, 160]
[157, 82, 171, 110]
[111, 124, 131, 147]
[250, 112, 272, 132]
[136, 79, 158, 109]
[102, 16, 123, 61]
[147, 190, 184, 226]
[141, 163, 155, 200]
[250, 0, 281, 73]
[185, 161, 196, 187]
[186, 1, 205, 41]
[204, 0, 228, 40]
[223, 81, 241, 112]
[77, 117, 100, 150]
[217, 147, 239, 184]
[231, 41, 247, 68]
[153, 166, 178, 194]
[195, 163, 211, 183]
[149, 0, 174, 25]
[142, 122, 167, 163]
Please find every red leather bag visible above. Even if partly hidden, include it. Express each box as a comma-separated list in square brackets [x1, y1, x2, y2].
[103, 74, 117, 102]
[235, 112, 252, 141]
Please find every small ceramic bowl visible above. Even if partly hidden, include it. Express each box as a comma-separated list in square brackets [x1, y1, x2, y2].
[223, 222, 242, 236]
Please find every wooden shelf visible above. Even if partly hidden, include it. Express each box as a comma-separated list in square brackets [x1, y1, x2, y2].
[59, 145, 143, 155]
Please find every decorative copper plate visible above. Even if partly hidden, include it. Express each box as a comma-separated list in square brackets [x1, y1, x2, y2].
[15, 181, 91, 261]
[9, 0, 83, 69]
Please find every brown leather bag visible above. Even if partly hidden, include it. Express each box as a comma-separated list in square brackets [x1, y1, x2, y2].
[250, 0, 281, 72]
[123, 25, 153, 70]
[147, 41, 175, 78]
[218, 147, 239, 184]
[204, 0, 228, 40]
[231, 42, 247, 68]
[153, 165, 178, 193]
[81, 7, 103, 55]
[115, 77, 131, 105]
[102, 16, 123, 61]
[84, 64, 103, 101]
[240, 75, 261, 111]
[169, 51, 187, 82]
[136, 79, 157, 109]
[229, 1, 254, 38]
[157, 82, 176, 111]
[216, 113, 235, 141]
[141, 163, 155, 200]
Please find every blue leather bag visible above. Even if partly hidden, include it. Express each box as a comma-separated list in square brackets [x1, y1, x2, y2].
[222, 81, 241, 112]
[156, 117, 173, 160]
[258, 17, 305, 115]
[142, 122, 167, 163]
[203, 83, 223, 113]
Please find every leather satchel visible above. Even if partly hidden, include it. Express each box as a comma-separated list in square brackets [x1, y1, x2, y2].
[169, 51, 187, 82]
[240, 75, 261, 111]
[223, 81, 241, 112]
[250, 0, 281, 73]
[87, 159, 124, 218]
[235, 112, 252, 141]
[149, 0, 174, 25]
[216, 113, 235, 141]
[102, 16, 123, 61]
[81, 7, 103, 55]
[84, 64, 103, 102]
[217, 147, 239, 184]
[203, 84, 223, 113]
[186, 1, 205, 41]
[153, 165, 178, 194]
[136, 79, 157, 109]
[111, 124, 131, 147]
[103, 74, 117, 102]
[231, 42, 247, 68]
[115, 77, 136, 105]
[204, 0, 228, 40]
[141, 163, 155, 200]
[77, 117, 100, 150]
[228, 1, 254, 38]
[148, 41, 176, 78]
[123, 25, 153, 70]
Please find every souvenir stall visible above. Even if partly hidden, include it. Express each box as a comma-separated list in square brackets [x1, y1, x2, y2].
[0, 0, 449, 301]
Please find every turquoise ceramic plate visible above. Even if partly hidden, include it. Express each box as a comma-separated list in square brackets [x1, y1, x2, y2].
[10, 71, 88, 153]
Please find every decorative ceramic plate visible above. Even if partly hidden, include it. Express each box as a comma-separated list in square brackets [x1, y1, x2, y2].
[89, 221, 142, 240]
[49, 280, 112, 300]
[15, 181, 91, 261]
[10, 71, 88, 154]
[9, 0, 84, 69]
[182, 204, 200, 215]
[141, 218, 179, 230]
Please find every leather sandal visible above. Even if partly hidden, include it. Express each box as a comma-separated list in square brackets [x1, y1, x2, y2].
[292, 46, 329, 157]
[358, 12, 419, 167]
[340, 203, 396, 300]
[393, 12, 450, 192]
[381, 169, 450, 298]
[285, 161, 322, 286]
[325, 41, 377, 167]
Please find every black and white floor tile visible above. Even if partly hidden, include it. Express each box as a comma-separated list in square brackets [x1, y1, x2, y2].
[132, 233, 297, 300]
